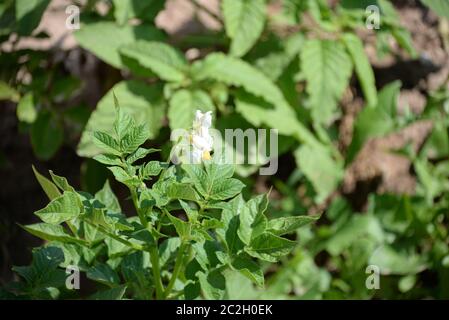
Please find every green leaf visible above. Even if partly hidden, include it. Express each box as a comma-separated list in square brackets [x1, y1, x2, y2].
[184, 281, 201, 300]
[377, 80, 401, 117]
[182, 164, 209, 196]
[13, 246, 66, 291]
[201, 218, 224, 230]
[78, 80, 165, 157]
[209, 178, 245, 201]
[391, 27, 417, 58]
[113, 105, 134, 141]
[234, 90, 320, 147]
[294, 144, 343, 203]
[194, 52, 286, 107]
[198, 270, 226, 300]
[347, 81, 400, 162]
[22, 223, 86, 245]
[87, 264, 120, 286]
[93, 154, 123, 166]
[127, 147, 159, 164]
[89, 285, 127, 300]
[225, 270, 258, 299]
[120, 41, 188, 82]
[108, 166, 139, 186]
[86, 207, 113, 232]
[168, 89, 215, 130]
[128, 228, 155, 246]
[0, 81, 20, 102]
[32, 165, 61, 200]
[193, 241, 223, 270]
[231, 254, 264, 287]
[183, 163, 245, 200]
[325, 215, 384, 256]
[414, 159, 442, 203]
[16, 93, 37, 123]
[203, 164, 244, 200]
[92, 131, 121, 156]
[112, 0, 164, 24]
[121, 124, 150, 154]
[31, 111, 64, 160]
[141, 161, 162, 178]
[255, 33, 304, 81]
[222, 0, 266, 57]
[167, 183, 199, 202]
[95, 180, 121, 213]
[205, 161, 235, 180]
[342, 33, 377, 107]
[35, 191, 82, 225]
[49, 171, 75, 193]
[369, 245, 427, 275]
[246, 232, 296, 262]
[347, 108, 392, 163]
[179, 200, 199, 222]
[74, 22, 164, 69]
[159, 237, 182, 267]
[145, 181, 170, 208]
[422, 120, 449, 159]
[166, 211, 191, 240]
[52, 242, 87, 267]
[194, 53, 320, 146]
[421, 0, 449, 19]
[217, 195, 246, 254]
[399, 275, 417, 293]
[307, 0, 335, 30]
[121, 251, 151, 283]
[268, 215, 319, 235]
[238, 194, 268, 245]
[15, 0, 50, 35]
[105, 237, 128, 257]
[301, 39, 353, 124]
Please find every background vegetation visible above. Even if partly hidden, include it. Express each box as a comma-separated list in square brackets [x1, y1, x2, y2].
[1, 0, 449, 299]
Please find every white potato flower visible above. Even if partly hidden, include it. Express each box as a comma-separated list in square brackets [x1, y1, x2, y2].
[171, 110, 213, 164]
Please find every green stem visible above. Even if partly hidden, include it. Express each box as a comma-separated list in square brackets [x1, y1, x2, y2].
[163, 242, 187, 299]
[130, 187, 147, 227]
[166, 290, 184, 300]
[198, 205, 205, 217]
[129, 185, 163, 300]
[149, 245, 164, 300]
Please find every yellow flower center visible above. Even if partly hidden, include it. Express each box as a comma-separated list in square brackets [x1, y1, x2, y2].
[202, 150, 211, 160]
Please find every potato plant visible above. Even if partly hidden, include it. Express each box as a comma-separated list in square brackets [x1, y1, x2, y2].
[1, 105, 317, 299]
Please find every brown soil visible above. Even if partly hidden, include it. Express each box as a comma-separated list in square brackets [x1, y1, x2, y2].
[338, 1, 448, 211]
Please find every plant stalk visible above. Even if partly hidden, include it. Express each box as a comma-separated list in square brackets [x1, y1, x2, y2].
[149, 245, 164, 300]
[130, 187, 148, 227]
[83, 219, 144, 251]
[163, 242, 187, 299]
[130, 185, 164, 299]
